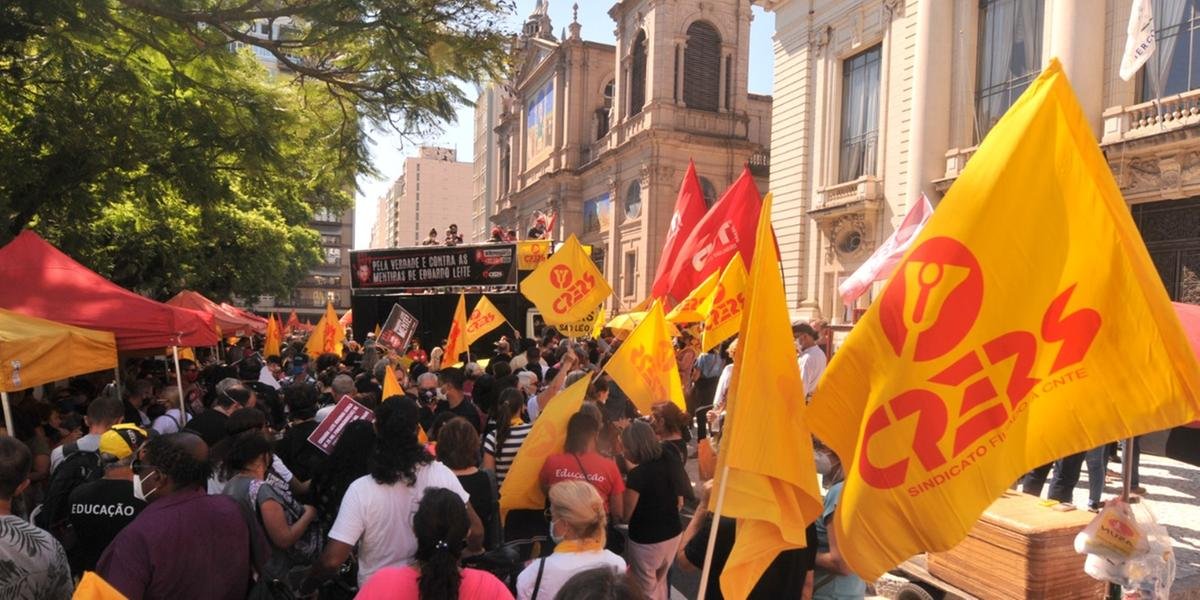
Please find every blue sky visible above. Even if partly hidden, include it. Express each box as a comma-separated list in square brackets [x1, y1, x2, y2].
[353, 0, 777, 248]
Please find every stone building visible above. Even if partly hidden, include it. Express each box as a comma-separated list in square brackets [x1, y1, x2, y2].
[761, 0, 1200, 327]
[370, 146, 473, 248]
[487, 0, 771, 305]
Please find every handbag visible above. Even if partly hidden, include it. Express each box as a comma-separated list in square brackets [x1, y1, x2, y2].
[571, 454, 626, 555]
[250, 478, 323, 565]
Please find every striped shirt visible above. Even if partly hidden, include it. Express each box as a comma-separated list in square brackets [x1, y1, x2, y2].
[483, 423, 534, 486]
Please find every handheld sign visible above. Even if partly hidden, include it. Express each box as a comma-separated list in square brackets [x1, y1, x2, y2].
[307, 395, 375, 454]
[377, 303, 419, 353]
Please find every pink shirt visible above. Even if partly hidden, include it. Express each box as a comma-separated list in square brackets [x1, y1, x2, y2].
[357, 566, 513, 600]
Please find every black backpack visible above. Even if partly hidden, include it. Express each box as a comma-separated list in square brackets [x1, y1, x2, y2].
[34, 442, 106, 546]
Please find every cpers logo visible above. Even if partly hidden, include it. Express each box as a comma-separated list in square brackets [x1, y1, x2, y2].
[550, 265, 597, 315]
[861, 237, 1102, 496]
[521, 243, 548, 268]
[466, 309, 496, 334]
[704, 283, 744, 329]
[630, 340, 676, 401]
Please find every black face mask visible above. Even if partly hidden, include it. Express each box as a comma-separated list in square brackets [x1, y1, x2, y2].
[419, 389, 438, 404]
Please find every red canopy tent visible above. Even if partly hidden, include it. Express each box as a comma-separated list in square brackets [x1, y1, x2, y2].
[166, 291, 265, 335]
[219, 303, 268, 331]
[0, 231, 219, 350]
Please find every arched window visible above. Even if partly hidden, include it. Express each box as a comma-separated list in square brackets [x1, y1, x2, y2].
[596, 80, 614, 139]
[630, 30, 648, 117]
[683, 21, 721, 112]
[625, 179, 642, 219]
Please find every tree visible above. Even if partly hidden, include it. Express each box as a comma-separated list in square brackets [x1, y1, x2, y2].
[0, 0, 513, 299]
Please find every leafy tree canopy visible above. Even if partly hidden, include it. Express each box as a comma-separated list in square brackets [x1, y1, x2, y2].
[0, 0, 514, 300]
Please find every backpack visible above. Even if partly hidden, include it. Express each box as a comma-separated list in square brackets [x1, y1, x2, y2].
[34, 442, 106, 546]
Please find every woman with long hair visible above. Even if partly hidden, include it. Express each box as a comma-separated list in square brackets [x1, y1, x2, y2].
[300, 397, 485, 593]
[618, 422, 688, 599]
[437, 417, 498, 550]
[516, 481, 626, 600]
[356, 488, 512, 599]
[482, 388, 532, 487]
[539, 412, 624, 519]
[648, 402, 695, 503]
[310, 419, 376, 535]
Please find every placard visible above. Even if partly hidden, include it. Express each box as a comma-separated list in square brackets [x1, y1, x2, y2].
[351, 244, 516, 289]
[376, 303, 419, 353]
[307, 395, 375, 454]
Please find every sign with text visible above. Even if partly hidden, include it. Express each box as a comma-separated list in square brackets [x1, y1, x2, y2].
[351, 244, 516, 289]
[376, 303, 419, 353]
[307, 395, 376, 454]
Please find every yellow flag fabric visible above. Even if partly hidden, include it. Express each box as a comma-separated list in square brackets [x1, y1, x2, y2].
[304, 302, 346, 357]
[700, 254, 748, 352]
[605, 301, 687, 414]
[264, 314, 282, 359]
[372, 323, 382, 340]
[443, 294, 469, 365]
[177, 347, 196, 362]
[517, 240, 552, 271]
[710, 193, 823, 599]
[465, 296, 506, 345]
[499, 374, 592, 520]
[72, 571, 126, 599]
[591, 306, 607, 339]
[809, 60, 1200, 580]
[666, 270, 720, 324]
[521, 235, 612, 326]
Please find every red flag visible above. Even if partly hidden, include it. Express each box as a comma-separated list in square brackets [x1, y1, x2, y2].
[650, 160, 708, 301]
[285, 310, 300, 334]
[663, 166, 762, 302]
[838, 193, 934, 305]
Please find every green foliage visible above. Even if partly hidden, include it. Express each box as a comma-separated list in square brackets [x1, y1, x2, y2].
[0, 0, 513, 300]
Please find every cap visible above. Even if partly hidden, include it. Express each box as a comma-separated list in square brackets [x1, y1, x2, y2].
[99, 423, 149, 460]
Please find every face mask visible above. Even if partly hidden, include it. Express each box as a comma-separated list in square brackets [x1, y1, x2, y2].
[549, 519, 564, 544]
[132, 471, 160, 502]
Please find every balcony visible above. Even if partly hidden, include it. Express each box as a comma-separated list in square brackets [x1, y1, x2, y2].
[816, 176, 883, 209]
[1103, 89, 1200, 146]
[1102, 90, 1200, 202]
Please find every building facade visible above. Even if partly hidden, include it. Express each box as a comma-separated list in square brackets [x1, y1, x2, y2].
[487, 0, 771, 305]
[762, 0, 1200, 327]
[473, 86, 501, 243]
[370, 147, 474, 248]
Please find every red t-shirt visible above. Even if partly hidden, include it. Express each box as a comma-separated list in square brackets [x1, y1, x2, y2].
[538, 452, 625, 510]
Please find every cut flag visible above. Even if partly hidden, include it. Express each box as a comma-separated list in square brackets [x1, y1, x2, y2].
[699, 254, 748, 353]
[710, 192, 822, 599]
[650, 160, 708, 300]
[499, 374, 592, 520]
[838, 194, 934, 305]
[304, 302, 346, 357]
[339, 309, 353, 327]
[465, 296, 507, 345]
[521, 235, 612, 326]
[604, 301, 687, 414]
[443, 294, 469, 365]
[666, 270, 720, 324]
[264, 313, 282, 358]
[663, 166, 762, 303]
[808, 59, 1200, 580]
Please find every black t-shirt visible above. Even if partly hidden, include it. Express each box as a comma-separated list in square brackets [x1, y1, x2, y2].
[684, 517, 818, 600]
[599, 394, 639, 423]
[435, 398, 483, 433]
[66, 478, 146, 574]
[457, 470, 497, 548]
[185, 408, 229, 447]
[625, 451, 689, 544]
[275, 420, 322, 483]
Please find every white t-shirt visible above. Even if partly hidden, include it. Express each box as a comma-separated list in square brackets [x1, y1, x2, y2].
[328, 462, 470, 584]
[712, 364, 735, 413]
[151, 408, 190, 435]
[526, 395, 541, 422]
[798, 345, 828, 398]
[516, 550, 626, 600]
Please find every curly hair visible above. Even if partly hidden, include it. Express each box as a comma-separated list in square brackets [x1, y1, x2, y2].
[435, 417, 479, 470]
[370, 396, 433, 486]
[220, 430, 273, 481]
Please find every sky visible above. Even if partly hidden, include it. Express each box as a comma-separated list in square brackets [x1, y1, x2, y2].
[352, 1, 777, 248]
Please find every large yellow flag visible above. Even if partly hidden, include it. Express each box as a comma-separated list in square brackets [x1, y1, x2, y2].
[665, 270, 719, 324]
[443, 294, 469, 365]
[264, 314, 282, 359]
[710, 193, 822, 599]
[465, 295, 506, 345]
[499, 374, 592, 520]
[305, 302, 346, 357]
[809, 60, 1200, 580]
[699, 253, 748, 352]
[521, 235, 612, 326]
[605, 301, 687, 413]
[73, 571, 126, 599]
[591, 306, 607, 339]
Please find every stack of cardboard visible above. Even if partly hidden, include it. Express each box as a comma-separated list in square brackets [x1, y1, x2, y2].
[927, 491, 1107, 599]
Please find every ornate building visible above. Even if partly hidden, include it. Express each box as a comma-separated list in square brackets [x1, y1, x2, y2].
[487, 0, 771, 305]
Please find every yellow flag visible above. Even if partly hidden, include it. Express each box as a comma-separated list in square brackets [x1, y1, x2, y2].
[372, 323, 382, 340]
[591, 306, 607, 339]
[699, 253, 748, 352]
[264, 314, 282, 359]
[383, 364, 428, 443]
[442, 293, 469, 365]
[73, 571, 126, 599]
[517, 240, 552, 271]
[711, 193, 822, 599]
[521, 235, 612, 326]
[556, 304, 603, 338]
[499, 374, 593, 520]
[809, 60, 1200, 580]
[305, 302, 346, 357]
[177, 347, 196, 362]
[465, 296, 506, 345]
[666, 270, 720, 324]
[605, 301, 687, 414]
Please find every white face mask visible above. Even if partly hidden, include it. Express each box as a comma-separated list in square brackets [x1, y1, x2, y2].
[548, 519, 564, 544]
[132, 471, 160, 502]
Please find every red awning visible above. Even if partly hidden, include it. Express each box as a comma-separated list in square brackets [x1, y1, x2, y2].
[167, 291, 265, 335]
[0, 231, 219, 350]
[219, 303, 268, 331]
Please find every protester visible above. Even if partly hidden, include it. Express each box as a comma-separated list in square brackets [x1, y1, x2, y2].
[311, 419, 377, 534]
[552, 566, 641, 600]
[422, 228, 441, 246]
[619, 421, 688, 599]
[691, 348, 724, 438]
[123, 379, 154, 426]
[483, 388, 534, 487]
[794, 322, 827, 400]
[709, 340, 738, 433]
[274, 383, 324, 484]
[259, 355, 284, 391]
[488, 226, 506, 243]
[185, 382, 251, 446]
[0, 436, 73, 599]
[516, 480, 626, 600]
[675, 334, 698, 410]
[649, 402, 691, 464]
[176, 358, 206, 412]
[539, 412, 624, 520]
[302, 397, 484, 591]
[66, 424, 149, 574]
[812, 450, 865, 600]
[356, 487, 513, 599]
[49, 394, 123, 472]
[445, 223, 464, 246]
[150, 385, 191, 435]
[438, 417, 499, 549]
[437, 367, 484, 433]
[97, 432, 252, 599]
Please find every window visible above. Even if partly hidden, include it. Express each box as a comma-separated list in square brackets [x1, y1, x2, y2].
[975, 0, 1043, 140]
[630, 30, 648, 117]
[260, 23, 270, 35]
[699, 177, 719, 208]
[1140, 0, 1200, 101]
[625, 180, 642, 219]
[323, 248, 341, 266]
[684, 21, 722, 112]
[839, 45, 882, 182]
[321, 234, 342, 246]
[313, 207, 339, 222]
[597, 80, 614, 139]
[624, 251, 638, 297]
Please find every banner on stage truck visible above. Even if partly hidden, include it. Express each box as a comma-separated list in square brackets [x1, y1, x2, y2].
[307, 395, 376, 454]
[350, 244, 517, 289]
[376, 304, 419, 353]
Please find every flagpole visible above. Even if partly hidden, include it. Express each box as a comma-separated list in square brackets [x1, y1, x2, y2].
[0, 391, 13, 437]
[696, 463, 732, 600]
[172, 345, 186, 422]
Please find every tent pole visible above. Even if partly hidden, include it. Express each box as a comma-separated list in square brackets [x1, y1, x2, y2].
[1, 391, 12, 436]
[172, 346, 186, 420]
[112, 366, 122, 402]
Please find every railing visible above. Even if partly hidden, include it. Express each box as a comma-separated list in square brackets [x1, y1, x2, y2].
[749, 151, 770, 178]
[942, 146, 978, 181]
[1103, 88, 1200, 145]
[816, 176, 882, 209]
